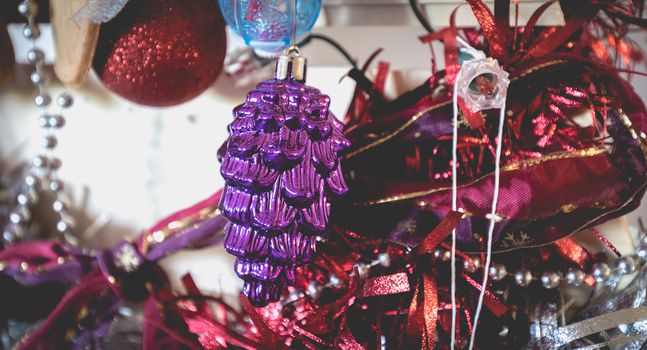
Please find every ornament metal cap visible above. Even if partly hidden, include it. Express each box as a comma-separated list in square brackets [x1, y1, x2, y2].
[275, 46, 307, 82]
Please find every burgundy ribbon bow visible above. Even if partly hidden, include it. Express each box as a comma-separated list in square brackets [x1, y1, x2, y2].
[0, 191, 225, 350]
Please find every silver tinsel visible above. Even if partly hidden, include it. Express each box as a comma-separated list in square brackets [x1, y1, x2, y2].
[563, 266, 647, 349]
[523, 227, 647, 349]
[526, 256, 647, 349]
[527, 299, 560, 348]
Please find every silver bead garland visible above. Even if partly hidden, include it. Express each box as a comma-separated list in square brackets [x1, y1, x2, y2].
[458, 228, 647, 290]
[285, 229, 647, 304]
[489, 263, 507, 281]
[540, 271, 561, 289]
[591, 263, 611, 283]
[615, 256, 636, 275]
[565, 268, 585, 287]
[299, 248, 392, 301]
[514, 269, 533, 287]
[463, 253, 645, 289]
[2, 0, 76, 246]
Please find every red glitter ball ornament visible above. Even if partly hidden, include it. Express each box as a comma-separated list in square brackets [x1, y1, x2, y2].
[93, 0, 226, 107]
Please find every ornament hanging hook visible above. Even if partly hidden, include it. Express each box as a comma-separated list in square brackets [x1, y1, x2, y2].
[274, 0, 306, 82]
[275, 45, 307, 82]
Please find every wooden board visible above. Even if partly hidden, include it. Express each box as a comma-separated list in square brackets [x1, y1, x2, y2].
[50, 0, 99, 87]
[0, 19, 15, 84]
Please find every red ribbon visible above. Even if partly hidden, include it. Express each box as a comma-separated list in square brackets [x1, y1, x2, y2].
[361, 272, 410, 297]
[591, 227, 622, 258]
[458, 96, 486, 129]
[168, 210, 510, 350]
[418, 8, 485, 130]
[522, 9, 596, 62]
[406, 272, 438, 350]
[416, 211, 464, 255]
[553, 237, 592, 269]
[405, 211, 463, 350]
[419, 24, 459, 86]
[516, 0, 559, 54]
[240, 296, 285, 350]
[461, 273, 507, 317]
[466, 0, 512, 61]
[176, 275, 262, 350]
[15, 271, 111, 350]
[353, 211, 507, 349]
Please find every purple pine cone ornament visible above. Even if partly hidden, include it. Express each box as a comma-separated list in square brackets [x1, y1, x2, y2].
[219, 47, 350, 307]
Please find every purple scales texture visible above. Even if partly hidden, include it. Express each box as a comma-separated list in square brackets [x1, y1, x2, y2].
[219, 78, 350, 307]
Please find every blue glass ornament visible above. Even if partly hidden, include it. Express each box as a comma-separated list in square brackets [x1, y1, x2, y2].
[219, 0, 321, 55]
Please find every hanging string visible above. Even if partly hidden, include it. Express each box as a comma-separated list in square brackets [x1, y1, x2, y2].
[451, 37, 486, 350]
[450, 67, 464, 350]
[467, 94, 507, 350]
[290, 0, 298, 47]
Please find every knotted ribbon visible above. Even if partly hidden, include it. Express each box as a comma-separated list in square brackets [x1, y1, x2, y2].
[0, 191, 225, 349]
[329, 212, 507, 349]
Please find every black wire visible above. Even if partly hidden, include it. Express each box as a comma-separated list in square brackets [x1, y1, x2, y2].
[300, 33, 358, 69]
[298, 34, 379, 107]
[252, 34, 357, 70]
[409, 0, 434, 33]
[302, 34, 378, 101]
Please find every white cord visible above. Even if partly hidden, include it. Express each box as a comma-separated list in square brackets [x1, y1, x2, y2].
[467, 97, 507, 350]
[451, 37, 482, 349]
[450, 68, 463, 350]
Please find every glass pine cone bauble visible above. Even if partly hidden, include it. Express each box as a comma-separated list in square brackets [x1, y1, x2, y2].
[219, 77, 349, 307]
[219, 0, 321, 55]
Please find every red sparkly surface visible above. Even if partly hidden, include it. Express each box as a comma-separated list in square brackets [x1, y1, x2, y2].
[93, 0, 226, 107]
